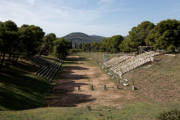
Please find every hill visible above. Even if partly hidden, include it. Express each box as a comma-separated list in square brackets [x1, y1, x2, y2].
[63, 32, 105, 48]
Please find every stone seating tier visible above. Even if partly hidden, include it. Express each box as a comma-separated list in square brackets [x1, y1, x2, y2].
[105, 51, 159, 78]
[32, 56, 63, 82]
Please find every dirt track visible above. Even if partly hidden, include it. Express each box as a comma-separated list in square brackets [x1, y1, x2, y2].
[47, 56, 135, 108]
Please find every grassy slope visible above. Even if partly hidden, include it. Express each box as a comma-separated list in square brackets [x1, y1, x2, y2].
[1, 53, 180, 120]
[0, 60, 49, 110]
[1, 103, 180, 120]
[124, 54, 180, 103]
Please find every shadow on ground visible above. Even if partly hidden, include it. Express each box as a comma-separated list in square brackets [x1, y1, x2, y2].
[0, 62, 49, 110]
[47, 56, 95, 107]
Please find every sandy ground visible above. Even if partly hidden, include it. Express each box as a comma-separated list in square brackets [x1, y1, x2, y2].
[47, 56, 136, 108]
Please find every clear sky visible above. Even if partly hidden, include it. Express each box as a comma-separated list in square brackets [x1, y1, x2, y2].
[0, 0, 180, 37]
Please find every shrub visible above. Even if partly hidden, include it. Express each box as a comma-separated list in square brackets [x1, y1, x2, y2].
[157, 109, 180, 120]
[167, 45, 176, 53]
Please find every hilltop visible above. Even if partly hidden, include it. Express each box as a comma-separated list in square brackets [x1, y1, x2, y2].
[63, 32, 105, 48]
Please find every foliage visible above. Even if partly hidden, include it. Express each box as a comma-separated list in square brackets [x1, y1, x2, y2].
[82, 42, 101, 52]
[18, 25, 45, 56]
[146, 19, 180, 52]
[119, 37, 132, 52]
[40, 33, 56, 55]
[0, 20, 18, 54]
[80, 35, 123, 53]
[90, 41, 101, 52]
[69, 49, 83, 54]
[101, 35, 124, 53]
[120, 21, 155, 52]
[157, 110, 180, 120]
[82, 43, 91, 51]
[0, 20, 19, 67]
[0, 20, 45, 69]
[0, 18, 180, 69]
[54, 38, 71, 60]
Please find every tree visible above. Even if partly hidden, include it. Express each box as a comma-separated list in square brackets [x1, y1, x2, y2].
[0, 21, 5, 67]
[90, 41, 101, 52]
[82, 43, 91, 52]
[54, 38, 71, 60]
[100, 37, 109, 52]
[101, 35, 124, 53]
[0, 20, 19, 66]
[4, 21, 19, 59]
[110, 35, 124, 53]
[121, 21, 155, 52]
[0, 21, 5, 52]
[119, 37, 132, 52]
[40, 33, 56, 55]
[81, 42, 101, 52]
[18, 25, 45, 56]
[146, 19, 180, 52]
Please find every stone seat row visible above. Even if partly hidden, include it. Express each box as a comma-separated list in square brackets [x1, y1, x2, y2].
[31, 56, 63, 83]
[31, 56, 50, 67]
[112, 52, 154, 71]
[105, 51, 160, 78]
[104, 55, 133, 68]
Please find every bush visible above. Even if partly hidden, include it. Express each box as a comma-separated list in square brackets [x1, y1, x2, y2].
[69, 49, 83, 54]
[157, 110, 180, 120]
[167, 45, 176, 53]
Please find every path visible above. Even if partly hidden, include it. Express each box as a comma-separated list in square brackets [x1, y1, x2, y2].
[46, 56, 135, 108]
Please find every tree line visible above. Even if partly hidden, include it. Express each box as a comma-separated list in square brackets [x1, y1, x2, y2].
[0, 19, 179, 68]
[0, 20, 71, 69]
[81, 19, 180, 53]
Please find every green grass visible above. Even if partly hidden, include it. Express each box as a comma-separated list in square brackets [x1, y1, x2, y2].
[76, 52, 104, 66]
[0, 103, 180, 120]
[0, 61, 50, 110]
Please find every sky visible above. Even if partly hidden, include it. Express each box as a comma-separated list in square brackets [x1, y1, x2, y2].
[0, 0, 180, 37]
